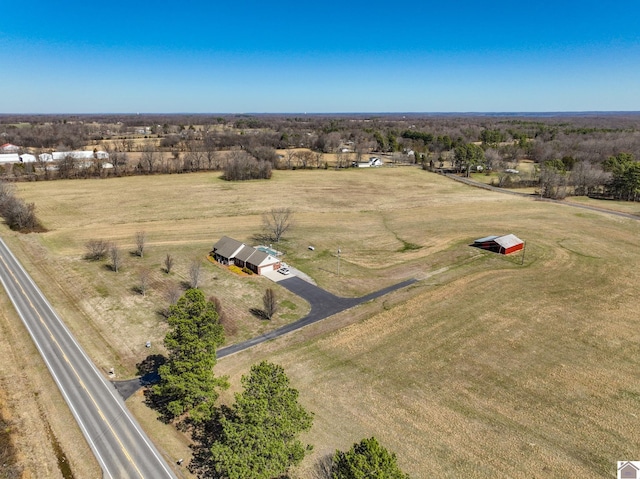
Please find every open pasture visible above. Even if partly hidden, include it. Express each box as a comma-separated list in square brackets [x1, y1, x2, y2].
[5, 167, 640, 477]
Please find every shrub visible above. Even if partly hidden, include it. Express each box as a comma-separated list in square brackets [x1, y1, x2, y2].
[84, 239, 110, 261]
[228, 265, 243, 275]
[0, 181, 44, 232]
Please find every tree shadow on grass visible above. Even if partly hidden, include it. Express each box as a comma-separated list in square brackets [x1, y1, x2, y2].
[249, 307, 270, 320]
[143, 388, 176, 424]
[137, 354, 166, 377]
[188, 406, 231, 478]
[136, 355, 176, 424]
[312, 454, 333, 479]
[251, 232, 272, 244]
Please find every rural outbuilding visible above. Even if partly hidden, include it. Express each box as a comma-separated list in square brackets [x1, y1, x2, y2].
[473, 234, 524, 255]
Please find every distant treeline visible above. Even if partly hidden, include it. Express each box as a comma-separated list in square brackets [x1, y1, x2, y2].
[2, 113, 640, 200]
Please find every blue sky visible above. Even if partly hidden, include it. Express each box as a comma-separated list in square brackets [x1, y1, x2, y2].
[1, 1, 639, 113]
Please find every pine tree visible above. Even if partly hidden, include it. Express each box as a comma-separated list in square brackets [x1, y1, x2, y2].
[210, 361, 313, 479]
[153, 289, 227, 422]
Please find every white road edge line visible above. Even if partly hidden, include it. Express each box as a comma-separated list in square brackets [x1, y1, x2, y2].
[1, 240, 175, 477]
[0, 255, 114, 479]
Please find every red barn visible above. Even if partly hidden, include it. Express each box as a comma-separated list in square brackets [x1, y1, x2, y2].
[474, 234, 524, 255]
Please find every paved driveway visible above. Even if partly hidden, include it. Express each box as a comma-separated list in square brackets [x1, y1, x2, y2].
[216, 276, 416, 358]
[114, 276, 416, 398]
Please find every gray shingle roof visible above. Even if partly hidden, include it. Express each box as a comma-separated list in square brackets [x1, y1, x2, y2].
[235, 245, 257, 262]
[213, 236, 245, 259]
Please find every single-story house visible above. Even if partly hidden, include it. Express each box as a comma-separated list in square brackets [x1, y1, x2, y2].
[473, 234, 524, 255]
[212, 236, 281, 275]
[212, 236, 246, 265]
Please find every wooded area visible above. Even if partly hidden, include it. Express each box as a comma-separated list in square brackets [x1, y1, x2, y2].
[2, 112, 640, 201]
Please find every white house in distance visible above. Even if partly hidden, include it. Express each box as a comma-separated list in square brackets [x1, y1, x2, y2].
[354, 156, 383, 168]
[212, 236, 281, 275]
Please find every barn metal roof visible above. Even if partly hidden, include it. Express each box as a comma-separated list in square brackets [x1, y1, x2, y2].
[494, 234, 523, 249]
[474, 235, 499, 243]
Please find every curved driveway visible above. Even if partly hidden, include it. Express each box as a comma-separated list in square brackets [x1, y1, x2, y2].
[217, 276, 416, 358]
[115, 276, 417, 399]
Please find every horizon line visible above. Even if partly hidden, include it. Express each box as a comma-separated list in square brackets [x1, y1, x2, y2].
[2, 111, 640, 117]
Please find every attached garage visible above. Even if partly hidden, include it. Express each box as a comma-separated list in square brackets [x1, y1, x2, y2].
[474, 234, 524, 255]
[245, 250, 280, 275]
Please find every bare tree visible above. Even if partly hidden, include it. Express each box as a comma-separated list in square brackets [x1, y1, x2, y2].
[262, 288, 278, 320]
[203, 134, 219, 170]
[135, 231, 146, 258]
[110, 244, 122, 272]
[161, 280, 182, 316]
[58, 154, 78, 179]
[110, 151, 129, 176]
[335, 149, 347, 169]
[210, 295, 237, 335]
[0, 181, 13, 205]
[284, 149, 298, 169]
[138, 267, 151, 296]
[314, 151, 324, 169]
[140, 145, 158, 173]
[164, 253, 174, 274]
[297, 150, 315, 169]
[483, 148, 501, 172]
[189, 258, 201, 288]
[163, 281, 182, 305]
[184, 148, 206, 172]
[262, 207, 294, 243]
[539, 162, 568, 199]
[84, 239, 110, 261]
[570, 160, 610, 196]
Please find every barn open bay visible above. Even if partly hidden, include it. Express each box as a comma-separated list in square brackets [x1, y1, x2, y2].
[4, 167, 640, 477]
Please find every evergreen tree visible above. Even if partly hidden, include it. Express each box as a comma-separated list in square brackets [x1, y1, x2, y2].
[210, 361, 313, 479]
[332, 437, 410, 479]
[153, 288, 227, 422]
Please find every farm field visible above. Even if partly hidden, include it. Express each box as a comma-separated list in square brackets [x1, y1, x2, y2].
[2, 167, 640, 478]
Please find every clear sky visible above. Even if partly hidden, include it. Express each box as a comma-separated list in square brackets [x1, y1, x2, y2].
[1, 1, 639, 113]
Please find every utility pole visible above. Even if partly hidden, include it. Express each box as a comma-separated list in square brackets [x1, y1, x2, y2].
[520, 241, 526, 265]
[337, 248, 341, 276]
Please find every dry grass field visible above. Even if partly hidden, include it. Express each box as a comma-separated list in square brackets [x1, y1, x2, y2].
[0, 287, 100, 478]
[2, 167, 640, 478]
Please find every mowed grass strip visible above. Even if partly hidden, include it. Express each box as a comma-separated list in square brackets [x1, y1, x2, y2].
[9, 168, 640, 478]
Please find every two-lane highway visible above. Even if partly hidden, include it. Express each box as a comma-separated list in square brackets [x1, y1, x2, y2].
[0, 238, 177, 479]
